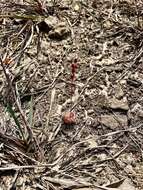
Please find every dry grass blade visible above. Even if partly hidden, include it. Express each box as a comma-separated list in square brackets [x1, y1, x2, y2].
[0, 132, 26, 151]
[0, 56, 34, 144]
[46, 87, 56, 129]
[44, 177, 91, 188]
[29, 96, 34, 128]
[0, 0, 142, 189]
[11, 21, 34, 63]
[20, 21, 34, 52]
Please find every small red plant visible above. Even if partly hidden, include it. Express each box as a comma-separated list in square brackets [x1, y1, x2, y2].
[62, 58, 78, 125]
[62, 111, 76, 125]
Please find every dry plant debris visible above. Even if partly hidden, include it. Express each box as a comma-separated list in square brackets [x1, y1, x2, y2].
[0, 0, 143, 189]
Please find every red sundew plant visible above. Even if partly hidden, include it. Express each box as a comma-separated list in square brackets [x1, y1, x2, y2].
[63, 58, 78, 125]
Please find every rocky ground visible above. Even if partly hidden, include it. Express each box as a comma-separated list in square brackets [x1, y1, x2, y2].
[0, 0, 143, 189]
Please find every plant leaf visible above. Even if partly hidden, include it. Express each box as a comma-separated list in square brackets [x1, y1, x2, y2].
[6, 103, 25, 140]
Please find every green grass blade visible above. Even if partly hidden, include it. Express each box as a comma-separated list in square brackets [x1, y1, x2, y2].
[6, 103, 25, 140]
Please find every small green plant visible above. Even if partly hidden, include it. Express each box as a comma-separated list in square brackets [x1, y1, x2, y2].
[6, 103, 25, 141]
